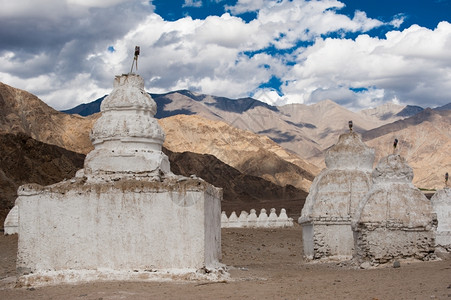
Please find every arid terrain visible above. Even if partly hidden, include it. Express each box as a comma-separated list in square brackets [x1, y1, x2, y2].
[1, 82, 451, 299]
[1, 225, 450, 299]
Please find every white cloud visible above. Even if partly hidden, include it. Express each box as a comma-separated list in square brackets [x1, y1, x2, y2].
[282, 21, 451, 108]
[183, 0, 203, 8]
[68, 0, 129, 7]
[225, 0, 265, 14]
[0, 0, 449, 111]
[390, 14, 405, 28]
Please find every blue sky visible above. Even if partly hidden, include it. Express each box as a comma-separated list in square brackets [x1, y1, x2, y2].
[0, 0, 450, 110]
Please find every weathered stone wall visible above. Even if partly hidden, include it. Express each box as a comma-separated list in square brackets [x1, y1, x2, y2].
[353, 227, 435, 264]
[302, 220, 354, 260]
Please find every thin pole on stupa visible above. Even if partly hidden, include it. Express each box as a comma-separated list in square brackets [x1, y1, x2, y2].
[130, 46, 140, 74]
[393, 138, 399, 154]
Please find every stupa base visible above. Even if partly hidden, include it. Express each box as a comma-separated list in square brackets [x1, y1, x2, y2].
[15, 175, 222, 285]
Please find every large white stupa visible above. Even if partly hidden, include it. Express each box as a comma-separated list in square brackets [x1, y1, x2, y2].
[299, 131, 374, 260]
[352, 154, 436, 264]
[14, 73, 224, 286]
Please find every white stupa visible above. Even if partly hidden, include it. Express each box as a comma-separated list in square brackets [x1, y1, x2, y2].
[299, 131, 374, 260]
[14, 73, 223, 286]
[352, 154, 436, 264]
[430, 187, 451, 259]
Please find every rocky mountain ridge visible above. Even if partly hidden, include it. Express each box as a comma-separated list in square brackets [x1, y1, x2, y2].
[160, 115, 318, 192]
[63, 88, 451, 190]
[2, 81, 450, 192]
[63, 90, 424, 160]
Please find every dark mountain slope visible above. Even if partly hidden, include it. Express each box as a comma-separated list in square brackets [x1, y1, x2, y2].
[0, 133, 85, 227]
[164, 148, 306, 217]
[61, 96, 105, 116]
[61, 90, 278, 118]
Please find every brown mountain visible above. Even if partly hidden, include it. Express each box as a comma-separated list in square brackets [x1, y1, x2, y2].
[0, 82, 95, 154]
[0, 82, 316, 194]
[149, 92, 404, 160]
[4, 80, 449, 193]
[159, 114, 318, 192]
[67, 91, 408, 160]
[363, 109, 451, 189]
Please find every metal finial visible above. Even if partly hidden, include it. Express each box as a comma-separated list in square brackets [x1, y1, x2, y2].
[130, 46, 140, 74]
[393, 138, 399, 153]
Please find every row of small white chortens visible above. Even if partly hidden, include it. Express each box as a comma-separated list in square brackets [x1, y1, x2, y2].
[221, 208, 293, 228]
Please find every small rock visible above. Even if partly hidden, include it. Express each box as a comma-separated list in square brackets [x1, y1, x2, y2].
[360, 262, 371, 269]
[393, 260, 401, 268]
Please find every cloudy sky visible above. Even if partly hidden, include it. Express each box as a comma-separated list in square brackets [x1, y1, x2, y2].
[0, 0, 450, 110]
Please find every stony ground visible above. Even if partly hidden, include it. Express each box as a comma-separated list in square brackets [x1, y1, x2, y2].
[1, 225, 450, 299]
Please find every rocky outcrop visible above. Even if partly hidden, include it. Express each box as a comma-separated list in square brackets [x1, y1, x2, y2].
[352, 154, 437, 264]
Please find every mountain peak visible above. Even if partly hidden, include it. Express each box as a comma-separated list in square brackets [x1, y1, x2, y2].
[311, 99, 340, 108]
[359, 102, 405, 121]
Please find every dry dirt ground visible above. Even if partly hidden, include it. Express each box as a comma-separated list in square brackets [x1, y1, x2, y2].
[1, 225, 450, 300]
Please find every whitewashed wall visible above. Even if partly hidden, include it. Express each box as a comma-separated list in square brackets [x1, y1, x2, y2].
[16, 178, 221, 284]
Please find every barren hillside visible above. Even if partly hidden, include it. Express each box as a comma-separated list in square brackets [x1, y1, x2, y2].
[363, 109, 451, 189]
[0, 82, 95, 154]
[160, 115, 319, 191]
